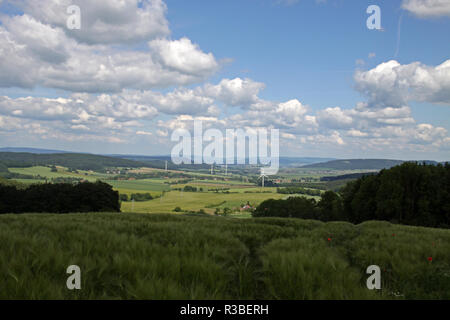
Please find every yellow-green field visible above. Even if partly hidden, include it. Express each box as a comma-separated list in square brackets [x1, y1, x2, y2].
[120, 190, 286, 214]
[104, 179, 170, 193]
[9, 166, 111, 181]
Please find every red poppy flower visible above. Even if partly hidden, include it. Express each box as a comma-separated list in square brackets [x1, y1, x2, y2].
[427, 257, 433, 262]
[327, 238, 331, 242]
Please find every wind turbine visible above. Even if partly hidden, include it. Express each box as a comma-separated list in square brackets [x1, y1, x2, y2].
[260, 168, 268, 188]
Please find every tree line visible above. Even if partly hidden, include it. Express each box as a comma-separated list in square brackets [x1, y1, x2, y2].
[120, 193, 153, 202]
[254, 162, 450, 228]
[0, 181, 120, 214]
[276, 186, 322, 196]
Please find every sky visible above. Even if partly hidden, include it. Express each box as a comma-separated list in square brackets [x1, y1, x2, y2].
[0, 0, 449, 160]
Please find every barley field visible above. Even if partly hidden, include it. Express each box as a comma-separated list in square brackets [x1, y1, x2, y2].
[0, 213, 449, 299]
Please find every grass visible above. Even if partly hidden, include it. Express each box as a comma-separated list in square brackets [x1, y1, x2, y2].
[9, 166, 65, 177]
[120, 191, 285, 214]
[0, 213, 449, 300]
[12, 178, 44, 185]
[8, 166, 110, 182]
[105, 179, 170, 192]
[8, 166, 170, 194]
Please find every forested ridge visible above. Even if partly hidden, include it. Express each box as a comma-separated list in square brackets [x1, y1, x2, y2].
[0, 152, 144, 171]
[254, 162, 450, 228]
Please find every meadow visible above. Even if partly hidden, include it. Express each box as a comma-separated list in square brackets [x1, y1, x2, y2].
[120, 190, 286, 214]
[105, 179, 170, 193]
[8, 166, 112, 181]
[0, 212, 448, 299]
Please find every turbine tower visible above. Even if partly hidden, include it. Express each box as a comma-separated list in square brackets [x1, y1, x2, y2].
[260, 168, 268, 188]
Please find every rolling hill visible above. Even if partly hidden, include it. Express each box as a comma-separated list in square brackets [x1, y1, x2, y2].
[0, 152, 145, 171]
[0, 147, 71, 154]
[303, 159, 445, 170]
[303, 159, 407, 170]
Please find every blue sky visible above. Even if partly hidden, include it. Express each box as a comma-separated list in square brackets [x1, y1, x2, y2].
[0, 0, 449, 160]
[166, 0, 449, 119]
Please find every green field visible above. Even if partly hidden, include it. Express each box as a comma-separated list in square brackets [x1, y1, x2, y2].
[0, 213, 449, 299]
[8, 166, 110, 181]
[105, 179, 170, 193]
[7, 166, 171, 194]
[120, 190, 286, 214]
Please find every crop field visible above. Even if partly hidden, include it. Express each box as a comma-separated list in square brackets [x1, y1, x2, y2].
[8, 166, 110, 181]
[174, 182, 252, 189]
[120, 191, 286, 214]
[104, 179, 170, 193]
[170, 183, 272, 192]
[7, 166, 173, 194]
[0, 213, 448, 299]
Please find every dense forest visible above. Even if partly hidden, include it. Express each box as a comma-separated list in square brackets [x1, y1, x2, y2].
[0, 181, 120, 213]
[254, 162, 450, 228]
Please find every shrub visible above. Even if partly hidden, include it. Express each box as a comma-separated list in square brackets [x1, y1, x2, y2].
[130, 193, 153, 201]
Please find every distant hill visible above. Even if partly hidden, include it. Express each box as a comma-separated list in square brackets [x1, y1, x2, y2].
[301, 159, 440, 170]
[0, 147, 71, 154]
[302, 159, 403, 170]
[279, 157, 336, 167]
[109, 154, 171, 162]
[0, 152, 145, 171]
[320, 172, 377, 181]
[110, 155, 336, 168]
[1, 151, 334, 172]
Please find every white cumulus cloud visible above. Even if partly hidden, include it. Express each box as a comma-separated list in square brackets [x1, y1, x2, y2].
[0, 13, 219, 92]
[355, 59, 450, 108]
[402, 0, 450, 18]
[13, 0, 170, 44]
